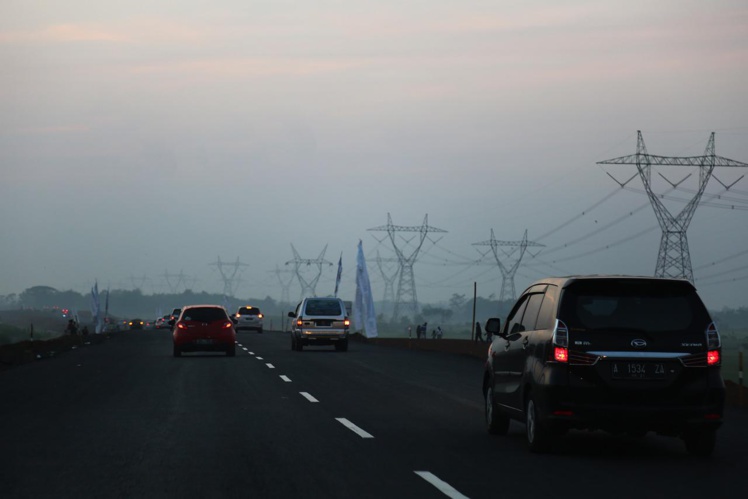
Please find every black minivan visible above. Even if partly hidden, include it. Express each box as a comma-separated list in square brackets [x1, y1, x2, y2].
[482, 275, 724, 455]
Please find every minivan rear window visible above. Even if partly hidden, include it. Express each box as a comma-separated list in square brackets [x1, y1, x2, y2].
[238, 307, 261, 316]
[305, 299, 342, 316]
[560, 279, 710, 333]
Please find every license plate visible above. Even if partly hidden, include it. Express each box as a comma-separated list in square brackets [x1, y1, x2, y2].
[611, 361, 666, 380]
[195, 339, 214, 345]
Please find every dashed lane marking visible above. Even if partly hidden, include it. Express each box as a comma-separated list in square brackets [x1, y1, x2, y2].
[335, 418, 374, 439]
[414, 472, 469, 499]
[280, 375, 292, 382]
[266, 363, 275, 369]
[300, 392, 319, 403]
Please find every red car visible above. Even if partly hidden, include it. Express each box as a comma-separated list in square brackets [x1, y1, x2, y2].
[172, 305, 237, 357]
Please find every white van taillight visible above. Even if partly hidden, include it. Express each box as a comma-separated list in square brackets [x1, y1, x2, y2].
[552, 319, 569, 363]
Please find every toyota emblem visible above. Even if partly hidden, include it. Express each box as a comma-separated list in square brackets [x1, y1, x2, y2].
[631, 339, 647, 348]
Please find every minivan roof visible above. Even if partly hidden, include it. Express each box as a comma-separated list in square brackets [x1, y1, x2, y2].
[522, 275, 695, 293]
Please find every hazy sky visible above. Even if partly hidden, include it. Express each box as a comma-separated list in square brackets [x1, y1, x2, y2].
[1, 0, 747, 310]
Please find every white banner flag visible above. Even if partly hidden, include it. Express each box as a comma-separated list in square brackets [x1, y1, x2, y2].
[353, 240, 377, 338]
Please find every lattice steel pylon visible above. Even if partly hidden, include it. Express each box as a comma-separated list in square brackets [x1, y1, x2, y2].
[270, 264, 295, 306]
[285, 244, 333, 299]
[473, 229, 544, 302]
[374, 250, 400, 316]
[598, 131, 748, 282]
[368, 214, 447, 320]
[209, 256, 248, 297]
[161, 269, 187, 294]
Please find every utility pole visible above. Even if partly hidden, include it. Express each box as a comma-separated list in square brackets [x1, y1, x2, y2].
[599, 131, 748, 282]
[472, 229, 544, 302]
[368, 213, 447, 320]
[285, 244, 333, 299]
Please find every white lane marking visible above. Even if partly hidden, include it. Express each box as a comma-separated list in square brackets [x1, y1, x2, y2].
[414, 472, 469, 499]
[242, 347, 248, 351]
[280, 375, 292, 382]
[248, 352, 254, 355]
[300, 392, 319, 403]
[266, 363, 275, 369]
[335, 418, 374, 439]
[256, 356, 264, 360]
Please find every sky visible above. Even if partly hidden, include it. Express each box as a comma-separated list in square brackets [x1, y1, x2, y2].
[1, 0, 747, 311]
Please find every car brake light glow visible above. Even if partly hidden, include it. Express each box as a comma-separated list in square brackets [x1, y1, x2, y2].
[297, 319, 303, 326]
[258, 313, 263, 318]
[177, 322, 187, 330]
[344, 319, 350, 327]
[707, 350, 720, 365]
[552, 410, 574, 417]
[554, 347, 568, 363]
[222, 321, 233, 329]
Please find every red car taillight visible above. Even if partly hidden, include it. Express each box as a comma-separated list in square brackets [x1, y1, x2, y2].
[176, 322, 187, 330]
[222, 321, 233, 329]
[552, 319, 569, 363]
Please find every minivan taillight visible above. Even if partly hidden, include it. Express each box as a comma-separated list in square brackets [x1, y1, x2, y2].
[552, 319, 569, 363]
[707, 350, 720, 366]
[706, 322, 720, 349]
[297, 319, 303, 327]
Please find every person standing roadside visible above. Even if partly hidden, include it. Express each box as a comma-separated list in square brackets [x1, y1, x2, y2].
[474, 321, 483, 342]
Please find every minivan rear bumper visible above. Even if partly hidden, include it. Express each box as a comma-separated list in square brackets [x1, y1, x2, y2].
[533, 363, 725, 434]
[295, 329, 348, 346]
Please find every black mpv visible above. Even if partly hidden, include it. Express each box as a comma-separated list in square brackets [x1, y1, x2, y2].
[482, 275, 724, 455]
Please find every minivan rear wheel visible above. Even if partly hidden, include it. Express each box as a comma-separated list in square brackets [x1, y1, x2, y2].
[485, 385, 510, 435]
[526, 395, 552, 453]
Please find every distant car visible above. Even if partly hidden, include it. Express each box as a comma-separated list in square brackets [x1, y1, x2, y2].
[482, 275, 724, 456]
[172, 304, 236, 357]
[234, 306, 264, 333]
[288, 297, 349, 351]
[128, 318, 144, 330]
[169, 308, 181, 322]
[155, 316, 171, 329]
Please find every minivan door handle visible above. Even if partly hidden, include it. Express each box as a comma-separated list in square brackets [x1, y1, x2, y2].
[504, 340, 511, 351]
[522, 337, 530, 349]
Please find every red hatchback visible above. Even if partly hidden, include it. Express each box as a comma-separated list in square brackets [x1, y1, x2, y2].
[172, 305, 237, 357]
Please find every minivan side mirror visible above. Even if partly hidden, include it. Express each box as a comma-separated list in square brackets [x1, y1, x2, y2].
[485, 318, 502, 335]
[288, 311, 296, 318]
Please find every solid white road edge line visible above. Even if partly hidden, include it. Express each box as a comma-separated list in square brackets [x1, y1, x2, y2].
[266, 363, 275, 369]
[280, 375, 292, 382]
[414, 471, 469, 499]
[335, 418, 374, 439]
[300, 392, 319, 403]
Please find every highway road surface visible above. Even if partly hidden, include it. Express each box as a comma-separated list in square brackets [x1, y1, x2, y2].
[1, 330, 747, 498]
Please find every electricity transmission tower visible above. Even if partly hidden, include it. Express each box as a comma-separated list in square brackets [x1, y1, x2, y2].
[270, 264, 295, 306]
[373, 250, 400, 316]
[130, 274, 149, 291]
[473, 229, 544, 302]
[285, 244, 333, 299]
[209, 256, 248, 297]
[161, 269, 187, 293]
[599, 131, 748, 282]
[368, 213, 447, 320]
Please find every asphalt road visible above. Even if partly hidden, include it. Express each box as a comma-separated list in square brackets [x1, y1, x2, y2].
[1, 330, 747, 498]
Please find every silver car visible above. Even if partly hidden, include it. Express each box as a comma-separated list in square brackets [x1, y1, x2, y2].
[288, 297, 350, 352]
[234, 306, 264, 333]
